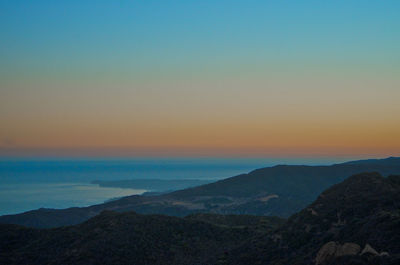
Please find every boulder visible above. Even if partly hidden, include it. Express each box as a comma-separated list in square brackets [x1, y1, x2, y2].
[316, 241, 338, 265]
[336, 243, 361, 256]
[315, 242, 361, 265]
[360, 243, 379, 256]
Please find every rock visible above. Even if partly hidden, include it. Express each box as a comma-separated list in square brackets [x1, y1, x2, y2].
[360, 243, 379, 256]
[315, 242, 361, 265]
[380, 251, 389, 257]
[316, 241, 337, 265]
[336, 243, 361, 256]
[308, 208, 318, 216]
[270, 233, 282, 243]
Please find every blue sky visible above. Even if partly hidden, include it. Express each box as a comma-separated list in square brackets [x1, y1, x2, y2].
[1, 1, 400, 157]
[1, 0, 399, 74]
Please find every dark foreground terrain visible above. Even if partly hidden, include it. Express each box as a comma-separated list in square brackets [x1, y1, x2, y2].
[1, 172, 399, 265]
[1, 157, 400, 228]
[223, 172, 400, 265]
[0, 212, 282, 265]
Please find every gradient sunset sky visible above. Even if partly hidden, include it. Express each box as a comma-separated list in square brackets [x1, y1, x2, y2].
[1, 1, 399, 158]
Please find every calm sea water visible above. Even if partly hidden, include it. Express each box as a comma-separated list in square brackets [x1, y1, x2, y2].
[0, 157, 346, 215]
[0, 183, 145, 215]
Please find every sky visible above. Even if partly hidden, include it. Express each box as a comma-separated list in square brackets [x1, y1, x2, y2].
[1, 0, 399, 158]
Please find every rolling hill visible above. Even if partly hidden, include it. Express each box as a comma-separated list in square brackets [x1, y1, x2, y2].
[1, 172, 399, 265]
[223, 172, 400, 265]
[0, 157, 399, 228]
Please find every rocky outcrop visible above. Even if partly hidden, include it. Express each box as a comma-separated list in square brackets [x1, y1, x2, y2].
[336, 243, 361, 256]
[379, 252, 389, 257]
[316, 242, 337, 265]
[224, 173, 400, 265]
[316, 242, 391, 264]
[360, 243, 379, 256]
[316, 241, 361, 265]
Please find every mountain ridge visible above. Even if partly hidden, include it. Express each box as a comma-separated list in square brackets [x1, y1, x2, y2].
[1, 157, 399, 228]
[223, 172, 400, 264]
[1, 172, 399, 265]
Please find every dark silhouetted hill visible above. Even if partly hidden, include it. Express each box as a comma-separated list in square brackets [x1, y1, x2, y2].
[0, 212, 282, 265]
[223, 172, 400, 265]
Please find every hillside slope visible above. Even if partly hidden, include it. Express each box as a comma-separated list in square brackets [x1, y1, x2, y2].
[1, 157, 399, 228]
[1, 172, 399, 265]
[223, 172, 400, 265]
[0, 212, 282, 265]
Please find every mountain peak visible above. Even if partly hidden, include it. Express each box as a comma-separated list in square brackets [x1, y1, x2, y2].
[301, 172, 397, 225]
[225, 172, 400, 265]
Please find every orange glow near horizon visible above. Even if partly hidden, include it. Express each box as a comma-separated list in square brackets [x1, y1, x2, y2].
[1, 115, 399, 157]
[1, 2, 399, 158]
[1, 73, 400, 157]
